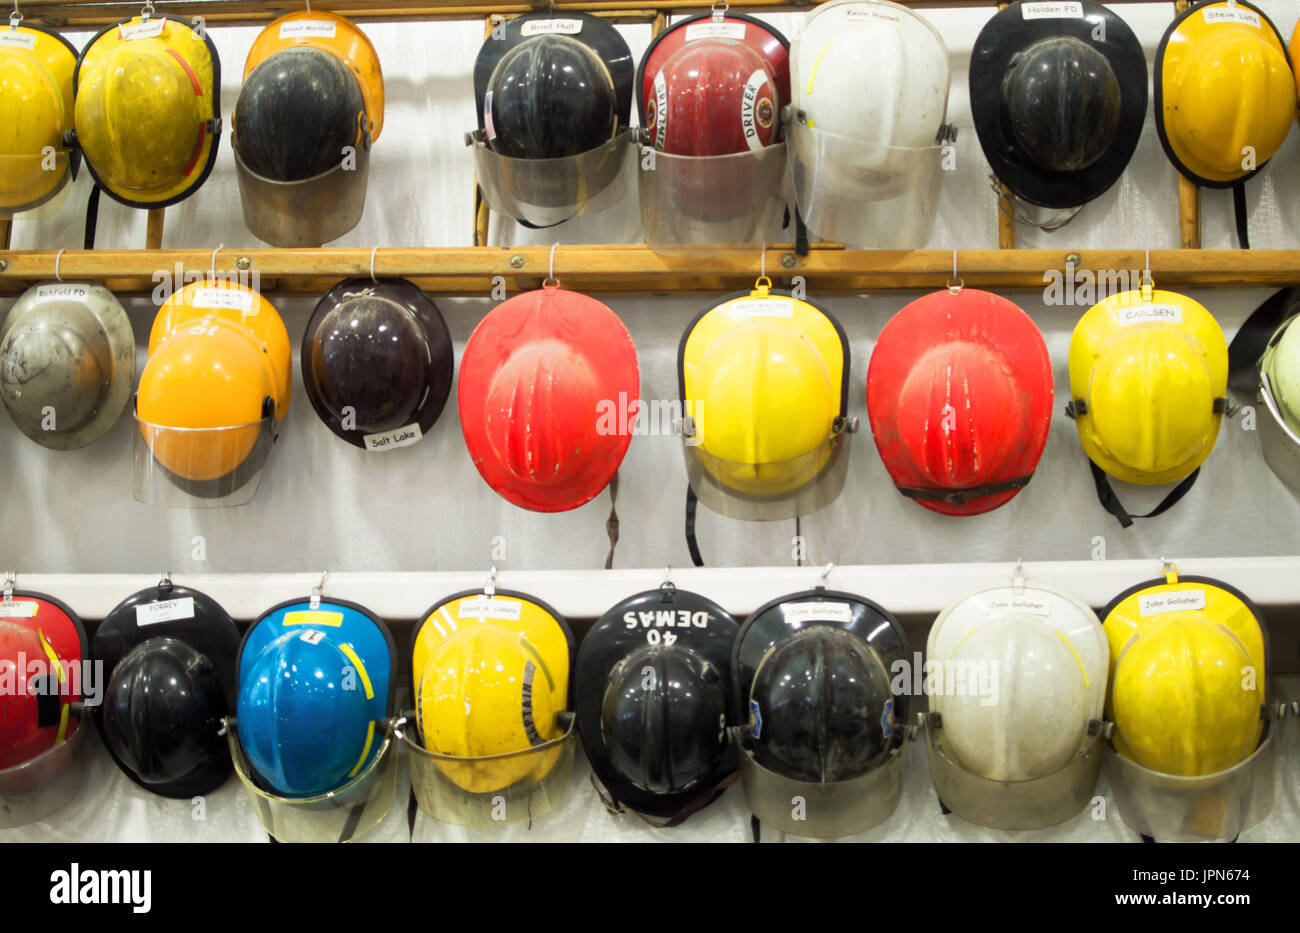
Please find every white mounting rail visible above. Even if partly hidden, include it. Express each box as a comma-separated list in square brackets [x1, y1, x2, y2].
[9, 556, 1299, 621]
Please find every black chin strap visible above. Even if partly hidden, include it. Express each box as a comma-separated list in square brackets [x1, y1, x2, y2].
[1090, 461, 1200, 529]
[590, 771, 739, 829]
[895, 474, 1031, 505]
[83, 185, 102, 250]
[1233, 183, 1250, 250]
[685, 486, 705, 567]
[604, 472, 620, 570]
[795, 210, 809, 257]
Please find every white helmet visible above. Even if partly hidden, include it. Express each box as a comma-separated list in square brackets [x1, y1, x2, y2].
[785, 0, 953, 247]
[924, 577, 1108, 829]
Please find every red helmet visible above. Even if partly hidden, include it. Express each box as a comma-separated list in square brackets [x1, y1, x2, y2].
[0, 594, 87, 771]
[866, 289, 1053, 516]
[646, 38, 778, 155]
[458, 285, 639, 512]
[634, 11, 785, 142]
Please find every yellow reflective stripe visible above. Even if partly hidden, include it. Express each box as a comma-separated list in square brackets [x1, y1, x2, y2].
[283, 610, 344, 627]
[339, 643, 374, 700]
[38, 631, 69, 743]
[806, 40, 834, 97]
[347, 720, 376, 779]
[1057, 630, 1090, 690]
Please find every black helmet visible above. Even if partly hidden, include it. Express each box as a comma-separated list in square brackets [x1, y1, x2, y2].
[234, 47, 368, 181]
[970, 0, 1146, 213]
[301, 277, 454, 451]
[473, 13, 633, 159]
[733, 587, 911, 837]
[92, 581, 240, 798]
[575, 585, 738, 822]
[232, 46, 372, 246]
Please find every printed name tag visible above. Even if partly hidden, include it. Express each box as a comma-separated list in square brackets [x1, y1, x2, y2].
[845, 6, 904, 25]
[727, 298, 795, 320]
[284, 610, 344, 627]
[365, 424, 423, 451]
[782, 601, 853, 624]
[684, 22, 747, 41]
[1204, 7, 1260, 27]
[987, 596, 1052, 617]
[36, 285, 89, 301]
[192, 286, 254, 313]
[136, 598, 195, 626]
[1138, 590, 1207, 616]
[458, 598, 523, 621]
[119, 19, 166, 41]
[0, 31, 38, 50]
[280, 20, 337, 39]
[521, 19, 582, 36]
[1118, 304, 1182, 326]
[1022, 2, 1085, 19]
[0, 601, 38, 619]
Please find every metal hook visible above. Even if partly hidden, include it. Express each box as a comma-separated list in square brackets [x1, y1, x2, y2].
[369, 245, 379, 284]
[305, 0, 311, 14]
[9, 1, 20, 29]
[141, 0, 154, 23]
[760, 242, 766, 280]
[159, 570, 172, 588]
[484, 566, 499, 598]
[54, 248, 65, 283]
[660, 566, 676, 598]
[2, 572, 13, 601]
[946, 248, 963, 295]
[1012, 557, 1026, 593]
[210, 243, 223, 282]
[544, 242, 559, 288]
[711, 0, 728, 20]
[821, 562, 834, 581]
[1141, 248, 1154, 301]
[310, 571, 328, 609]
[1159, 556, 1178, 583]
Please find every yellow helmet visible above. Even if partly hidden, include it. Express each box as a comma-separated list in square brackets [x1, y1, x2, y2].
[680, 279, 851, 519]
[1103, 569, 1267, 777]
[413, 591, 573, 795]
[0, 23, 77, 216]
[1068, 289, 1227, 511]
[73, 15, 220, 207]
[1156, 0, 1294, 186]
[136, 281, 290, 485]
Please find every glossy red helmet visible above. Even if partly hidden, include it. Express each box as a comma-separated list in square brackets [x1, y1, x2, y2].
[645, 38, 778, 155]
[0, 594, 87, 771]
[458, 285, 640, 512]
[638, 13, 789, 138]
[866, 289, 1053, 516]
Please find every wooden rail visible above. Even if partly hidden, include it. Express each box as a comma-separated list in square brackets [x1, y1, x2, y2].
[2, 247, 1296, 296]
[15, 0, 1168, 28]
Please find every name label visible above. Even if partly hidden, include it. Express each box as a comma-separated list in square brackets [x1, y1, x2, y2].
[365, 424, 422, 451]
[0, 600, 38, 619]
[521, 19, 583, 36]
[36, 285, 89, 301]
[782, 601, 853, 624]
[192, 286, 254, 313]
[458, 597, 523, 621]
[280, 20, 338, 39]
[136, 598, 195, 626]
[0, 31, 38, 50]
[684, 22, 747, 41]
[1118, 304, 1182, 326]
[119, 19, 166, 41]
[1204, 7, 1260, 27]
[1022, 2, 1084, 19]
[727, 298, 795, 320]
[1138, 589, 1207, 616]
[987, 596, 1052, 617]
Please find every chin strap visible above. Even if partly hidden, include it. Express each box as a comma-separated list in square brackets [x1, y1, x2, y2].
[83, 185, 101, 250]
[795, 209, 809, 257]
[1089, 461, 1200, 529]
[895, 475, 1032, 505]
[685, 486, 705, 567]
[1233, 183, 1250, 250]
[604, 472, 620, 570]
[590, 771, 739, 829]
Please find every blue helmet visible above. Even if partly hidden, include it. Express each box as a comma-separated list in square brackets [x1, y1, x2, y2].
[235, 599, 395, 798]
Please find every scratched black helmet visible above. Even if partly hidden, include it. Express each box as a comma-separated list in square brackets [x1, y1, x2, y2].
[300, 278, 454, 452]
[733, 586, 910, 837]
[575, 586, 739, 823]
[970, 0, 1146, 227]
